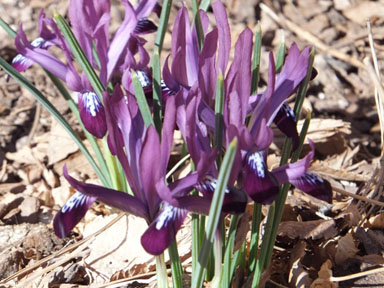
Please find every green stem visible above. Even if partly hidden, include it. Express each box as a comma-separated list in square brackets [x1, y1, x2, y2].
[211, 230, 223, 287]
[156, 254, 169, 288]
[248, 203, 262, 273]
[221, 215, 239, 287]
[192, 212, 200, 276]
[168, 240, 183, 288]
[251, 203, 275, 288]
[101, 140, 124, 191]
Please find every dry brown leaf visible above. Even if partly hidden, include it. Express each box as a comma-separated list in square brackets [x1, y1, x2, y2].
[278, 219, 338, 240]
[298, 118, 351, 142]
[367, 213, 384, 229]
[310, 259, 338, 288]
[234, 212, 250, 251]
[289, 241, 307, 268]
[47, 121, 79, 165]
[356, 254, 384, 266]
[289, 259, 312, 288]
[288, 241, 312, 287]
[335, 233, 359, 265]
[343, 2, 384, 24]
[335, 203, 361, 228]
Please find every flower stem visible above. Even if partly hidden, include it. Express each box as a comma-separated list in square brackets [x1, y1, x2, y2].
[211, 230, 223, 287]
[248, 203, 262, 273]
[156, 254, 169, 288]
[168, 240, 183, 288]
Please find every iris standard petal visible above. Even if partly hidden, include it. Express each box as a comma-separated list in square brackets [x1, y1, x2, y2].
[53, 192, 96, 238]
[290, 172, 332, 203]
[212, 0, 231, 75]
[78, 91, 107, 138]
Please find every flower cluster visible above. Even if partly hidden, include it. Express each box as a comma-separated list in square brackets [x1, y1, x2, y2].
[11, 0, 331, 256]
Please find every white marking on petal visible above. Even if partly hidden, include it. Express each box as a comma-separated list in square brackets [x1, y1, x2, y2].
[304, 172, 324, 184]
[31, 37, 45, 48]
[282, 103, 295, 120]
[61, 192, 87, 213]
[248, 152, 266, 178]
[12, 54, 27, 65]
[155, 204, 184, 230]
[136, 70, 151, 88]
[82, 91, 101, 117]
[197, 176, 230, 194]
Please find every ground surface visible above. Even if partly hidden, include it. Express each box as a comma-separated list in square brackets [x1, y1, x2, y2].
[1, 0, 384, 287]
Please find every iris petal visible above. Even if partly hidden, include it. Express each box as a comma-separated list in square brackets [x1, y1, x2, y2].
[78, 91, 107, 138]
[290, 172, 332, 203]
[244, 151, 279, 204]
[141, 203, 187, 255]
[196, 176, 247, 214]
[273, 103, 299, 150]
[134, 18, 157, 34]
[53, 192, 96, 238]
[11, 37, 49, 73]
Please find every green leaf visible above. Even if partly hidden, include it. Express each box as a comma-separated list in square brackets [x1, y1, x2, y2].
[199, 0, 211, 12]
[132, 70, 155, 128]
[251, 23, 262, 95]
[275, 37, 285, 73]
[0, 17, 16, 38]
[214, 72, 225, 167]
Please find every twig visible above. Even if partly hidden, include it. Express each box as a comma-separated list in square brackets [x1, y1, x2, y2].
[16, 242, 91, 288]
[332, 266, 384, 282]
[259, 3, 365, 69]
[366, 20, 384, 154]
[333, 186, 384, 208]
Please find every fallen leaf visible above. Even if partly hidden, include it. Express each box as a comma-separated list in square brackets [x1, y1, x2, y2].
[310, 259, 338, 288]
[278, 219, 338, 240]
[367, 213, 384, 229]
[289, 259, 312, 288]
[234, 212, 250, 251]
[343, 2, 384, 24]
[335, 233, 358, 265]
[47, 121, 79, 165]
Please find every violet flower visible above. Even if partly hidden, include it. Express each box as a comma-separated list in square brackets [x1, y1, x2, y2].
[54, 85, 214, 255]
[11, 0, 159, 138]
[163, 1, 332, 205]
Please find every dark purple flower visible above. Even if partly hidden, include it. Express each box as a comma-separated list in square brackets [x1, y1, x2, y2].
[164, 1, 331, 205]
[54, 86, 213, 255]
[290, 172, 332, 203]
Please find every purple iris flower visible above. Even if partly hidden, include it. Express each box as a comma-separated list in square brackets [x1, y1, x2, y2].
[11, 0, 159, 138]
[163, 1, 332, 205]
[54, 85, 216, 255]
